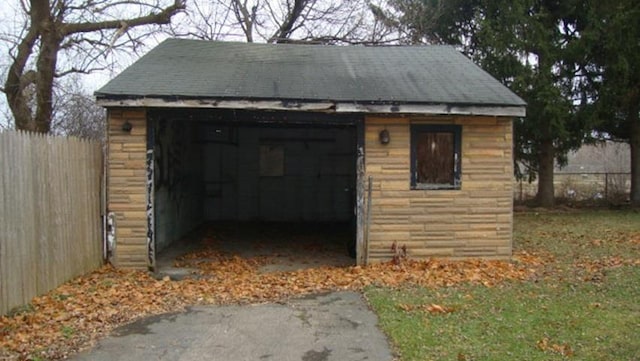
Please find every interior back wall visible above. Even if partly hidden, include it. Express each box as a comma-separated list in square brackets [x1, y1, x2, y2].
[202, 124, 355, 222]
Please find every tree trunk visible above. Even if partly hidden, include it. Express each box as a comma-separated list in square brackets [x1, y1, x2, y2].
[536, 139, 555, 207]
[629, 106, 640, 207]
[34, 13, 61, 134]
[5, 0, 185, 133]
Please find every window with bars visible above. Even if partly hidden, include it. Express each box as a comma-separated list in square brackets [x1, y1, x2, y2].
[410, 124, 461, 189]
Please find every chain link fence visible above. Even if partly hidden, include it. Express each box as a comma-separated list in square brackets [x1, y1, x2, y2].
[515, 172, 631, 203]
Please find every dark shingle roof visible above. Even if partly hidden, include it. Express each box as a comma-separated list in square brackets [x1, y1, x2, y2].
[96, 39, 525, 107]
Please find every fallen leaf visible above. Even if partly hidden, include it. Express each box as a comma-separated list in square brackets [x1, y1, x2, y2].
[537, 337, 574, 357]
[426, 304, 454, 314]
[0, 241, 551, 360]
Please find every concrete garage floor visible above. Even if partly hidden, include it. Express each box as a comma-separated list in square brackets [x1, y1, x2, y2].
[155, 222, 355, 279]
[70, 292, 394, 361]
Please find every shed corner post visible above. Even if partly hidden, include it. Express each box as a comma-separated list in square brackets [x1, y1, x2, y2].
[146, 115, 156, 271]
[355, 117, 367, 265]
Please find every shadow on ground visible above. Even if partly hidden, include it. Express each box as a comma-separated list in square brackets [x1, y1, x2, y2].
[156, 222, 355, 279]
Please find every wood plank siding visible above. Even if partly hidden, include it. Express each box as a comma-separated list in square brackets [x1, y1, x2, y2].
[364, 116, 513, 262]
[107, 109, 149, 269]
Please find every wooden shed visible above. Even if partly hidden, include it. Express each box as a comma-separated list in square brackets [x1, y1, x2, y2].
[96, 39, 526, 269]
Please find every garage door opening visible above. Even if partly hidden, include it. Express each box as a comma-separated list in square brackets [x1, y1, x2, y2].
[148, 109, 362, 272]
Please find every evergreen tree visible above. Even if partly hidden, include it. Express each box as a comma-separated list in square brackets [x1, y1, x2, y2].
[379, 0, 590, 206]
[580, 0, 640, 205]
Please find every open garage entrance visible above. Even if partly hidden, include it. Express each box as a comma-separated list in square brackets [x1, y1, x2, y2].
[148, 109, 362, 272]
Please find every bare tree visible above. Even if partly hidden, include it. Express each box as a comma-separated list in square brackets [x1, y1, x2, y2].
[170, 0, 398, 45]
[51, 74, 106, 141]
[1, 0, 185, 133]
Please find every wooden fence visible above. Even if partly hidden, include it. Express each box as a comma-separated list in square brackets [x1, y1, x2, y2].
[0, 131, 103, 315]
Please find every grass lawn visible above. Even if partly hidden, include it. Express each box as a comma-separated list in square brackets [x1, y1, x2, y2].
[366, 210, 640, 361]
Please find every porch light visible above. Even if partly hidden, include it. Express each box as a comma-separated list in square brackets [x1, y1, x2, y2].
[122, 120, 132, 133]
[379, 129, 390, 145]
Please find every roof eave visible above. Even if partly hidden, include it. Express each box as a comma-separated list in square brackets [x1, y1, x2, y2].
[335, 102, 525, 117]
[95, 96, 526, 118]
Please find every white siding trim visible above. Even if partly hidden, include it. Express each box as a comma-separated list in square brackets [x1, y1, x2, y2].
[96, 98, 526, 117]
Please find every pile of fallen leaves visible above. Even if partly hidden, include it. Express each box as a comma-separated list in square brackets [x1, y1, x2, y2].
[1, 251, 544, 360]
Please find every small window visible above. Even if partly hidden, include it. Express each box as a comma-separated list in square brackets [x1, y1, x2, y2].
[411, 125, 461, 190]
[260, 145, 284, 177]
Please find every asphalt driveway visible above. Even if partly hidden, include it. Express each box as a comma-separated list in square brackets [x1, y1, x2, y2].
[70, 291, 393, 361]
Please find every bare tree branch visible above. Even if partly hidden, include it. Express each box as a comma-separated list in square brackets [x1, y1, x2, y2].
[231, 0, 259, 42]
[268, 0, 306, 43]
[179, 0, 390, 46]
[50, 75, 106, 141]
[61, 0, 185, 35]
[2, 0, 185, 133]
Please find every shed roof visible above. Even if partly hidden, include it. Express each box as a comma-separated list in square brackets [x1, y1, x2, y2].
[96, 39, 525, 116]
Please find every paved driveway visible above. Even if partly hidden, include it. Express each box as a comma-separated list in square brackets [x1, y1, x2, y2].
[71, 292, 393, 361]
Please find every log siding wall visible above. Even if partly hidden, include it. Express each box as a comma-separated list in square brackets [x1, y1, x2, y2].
[365, 115, 513, 261]
[107, 109, 149, 269]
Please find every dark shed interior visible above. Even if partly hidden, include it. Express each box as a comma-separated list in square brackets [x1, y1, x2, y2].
[148, 109, 360, 258]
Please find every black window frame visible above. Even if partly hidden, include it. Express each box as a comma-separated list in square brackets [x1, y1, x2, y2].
[410, 124, 462, 190]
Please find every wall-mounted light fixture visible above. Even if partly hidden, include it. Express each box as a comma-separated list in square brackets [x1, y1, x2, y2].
[379, 129, 390, 145]
[122, 120, 132, 133]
